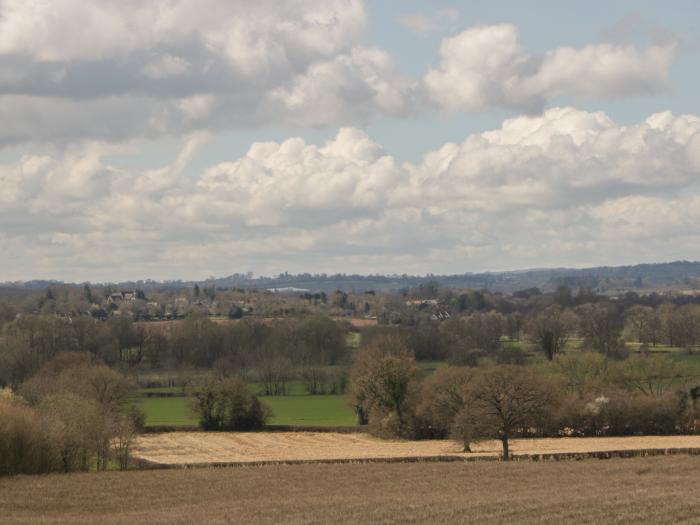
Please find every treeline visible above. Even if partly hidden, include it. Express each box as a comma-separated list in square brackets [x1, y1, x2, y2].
[367, 301, 700, 363]
[0, 282, 376, 321]
[3, 299, 700, 391]
[0, 353, 141, 476]
[349, 336, 700, 459]
[0, 315, 350, 395]
[0, 283, 254, 321]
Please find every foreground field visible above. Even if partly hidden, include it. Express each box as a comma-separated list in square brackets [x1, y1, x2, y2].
[2, 456, 699, 524]
[132, 432, 700, 466]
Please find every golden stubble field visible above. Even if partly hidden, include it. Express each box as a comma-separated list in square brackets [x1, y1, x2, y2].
[132, 431, 700, 466]
[1, 456, 699, 524]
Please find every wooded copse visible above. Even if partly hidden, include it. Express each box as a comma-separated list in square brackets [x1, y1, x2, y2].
[0, 315, 349, 393]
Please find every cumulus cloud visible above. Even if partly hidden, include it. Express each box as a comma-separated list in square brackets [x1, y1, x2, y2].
[424, 24, 677, 112]
[0, 2, 682, 147]
[270, 47, 419, 126]
[2, 108, 700, 280]
[0, 0, 366, 65]
[0, 0, 380, 145]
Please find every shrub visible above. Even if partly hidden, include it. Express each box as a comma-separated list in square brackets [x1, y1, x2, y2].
[40, 393, 105, 472]
[556, 390, 687, 436]
[2, 353, 141, 475]
[0, 399, 54, 475]
[192, 377, 269, 431]
[605, 393, 683, 435]
[20, 355, 134, 415]
[415, 367, 476, 448]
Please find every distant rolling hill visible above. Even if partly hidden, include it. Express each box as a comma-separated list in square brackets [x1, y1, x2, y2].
[5, 261, 700, 294]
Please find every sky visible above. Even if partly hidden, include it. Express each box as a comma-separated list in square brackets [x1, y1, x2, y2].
[0, 0, 699, 282]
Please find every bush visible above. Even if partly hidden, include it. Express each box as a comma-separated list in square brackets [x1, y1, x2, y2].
[368, 409, 406, 439]
[0, 399, 53, 475]
[1, 353, 141, 475]
[20, 355, 134, 415]
[415, 367, 476, 446]
[606, 393, 683, 435]
[192, 377, 269, 431]
[556, 390, 687, 436]
[40, 393, 106, 472]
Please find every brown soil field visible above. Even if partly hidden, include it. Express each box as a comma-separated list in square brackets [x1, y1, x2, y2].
[135, 316, 376, 334]
[135, 318, 247, 334]
[132, 432, 700, 466]
[333, 317, 378, 327]
[1, 456, 699, 524]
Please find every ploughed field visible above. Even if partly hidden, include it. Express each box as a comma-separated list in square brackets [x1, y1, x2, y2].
[2, 456, 699, 524]
[133, 432, 700, 466]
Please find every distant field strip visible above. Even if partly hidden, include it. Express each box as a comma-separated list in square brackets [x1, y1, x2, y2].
[132, 433, 700, 466]
[133, 394, 356, 427]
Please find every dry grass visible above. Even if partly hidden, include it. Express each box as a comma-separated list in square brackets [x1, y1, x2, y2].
[132, 432, 700, 466]
[1, 456, 699, 524]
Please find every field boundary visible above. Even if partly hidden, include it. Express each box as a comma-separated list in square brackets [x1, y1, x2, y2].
[142, 425, 200, 433]
[142, 424, 365, 433]
[133, 446, 700, 470]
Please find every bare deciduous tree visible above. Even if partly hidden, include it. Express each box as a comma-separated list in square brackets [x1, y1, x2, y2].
[576, 303, 624, 357]
[417, 366, 476, 451]
[525, 305, 577, 360]
[348, 335, 418, 436]
[472, 366, 555, 460]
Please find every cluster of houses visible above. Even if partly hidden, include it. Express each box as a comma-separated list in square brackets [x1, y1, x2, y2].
[405, 299, 452, 321]
[104, 290, 255, 320]
[107, 291, 137, 304]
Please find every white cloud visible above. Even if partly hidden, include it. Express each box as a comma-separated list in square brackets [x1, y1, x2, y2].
[0, 0, 374, 145]
[0, 4, 681, 147]
[424, 24, 677, 112]
[0, 0, 366, 64]
[269, 47, 418, 126]
[2, 108, 700, 280]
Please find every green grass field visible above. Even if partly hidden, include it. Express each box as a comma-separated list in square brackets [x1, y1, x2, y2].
[261, 395, 356, 426]
[134, 396, 197, 426]
[133, 394, 356, 428]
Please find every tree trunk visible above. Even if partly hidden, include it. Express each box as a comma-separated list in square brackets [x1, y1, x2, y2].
[356, 406, 368, 425]
[463, 439, 471, 453]
[501, 435, 510, 461]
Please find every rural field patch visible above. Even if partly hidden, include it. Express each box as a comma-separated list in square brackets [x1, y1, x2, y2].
[2, 456, 700, 524]
[132, 432, 700, 466]
[133, 394, 356, 428]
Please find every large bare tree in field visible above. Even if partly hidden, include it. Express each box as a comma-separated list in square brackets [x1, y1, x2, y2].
[472, 366, 555, 461]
